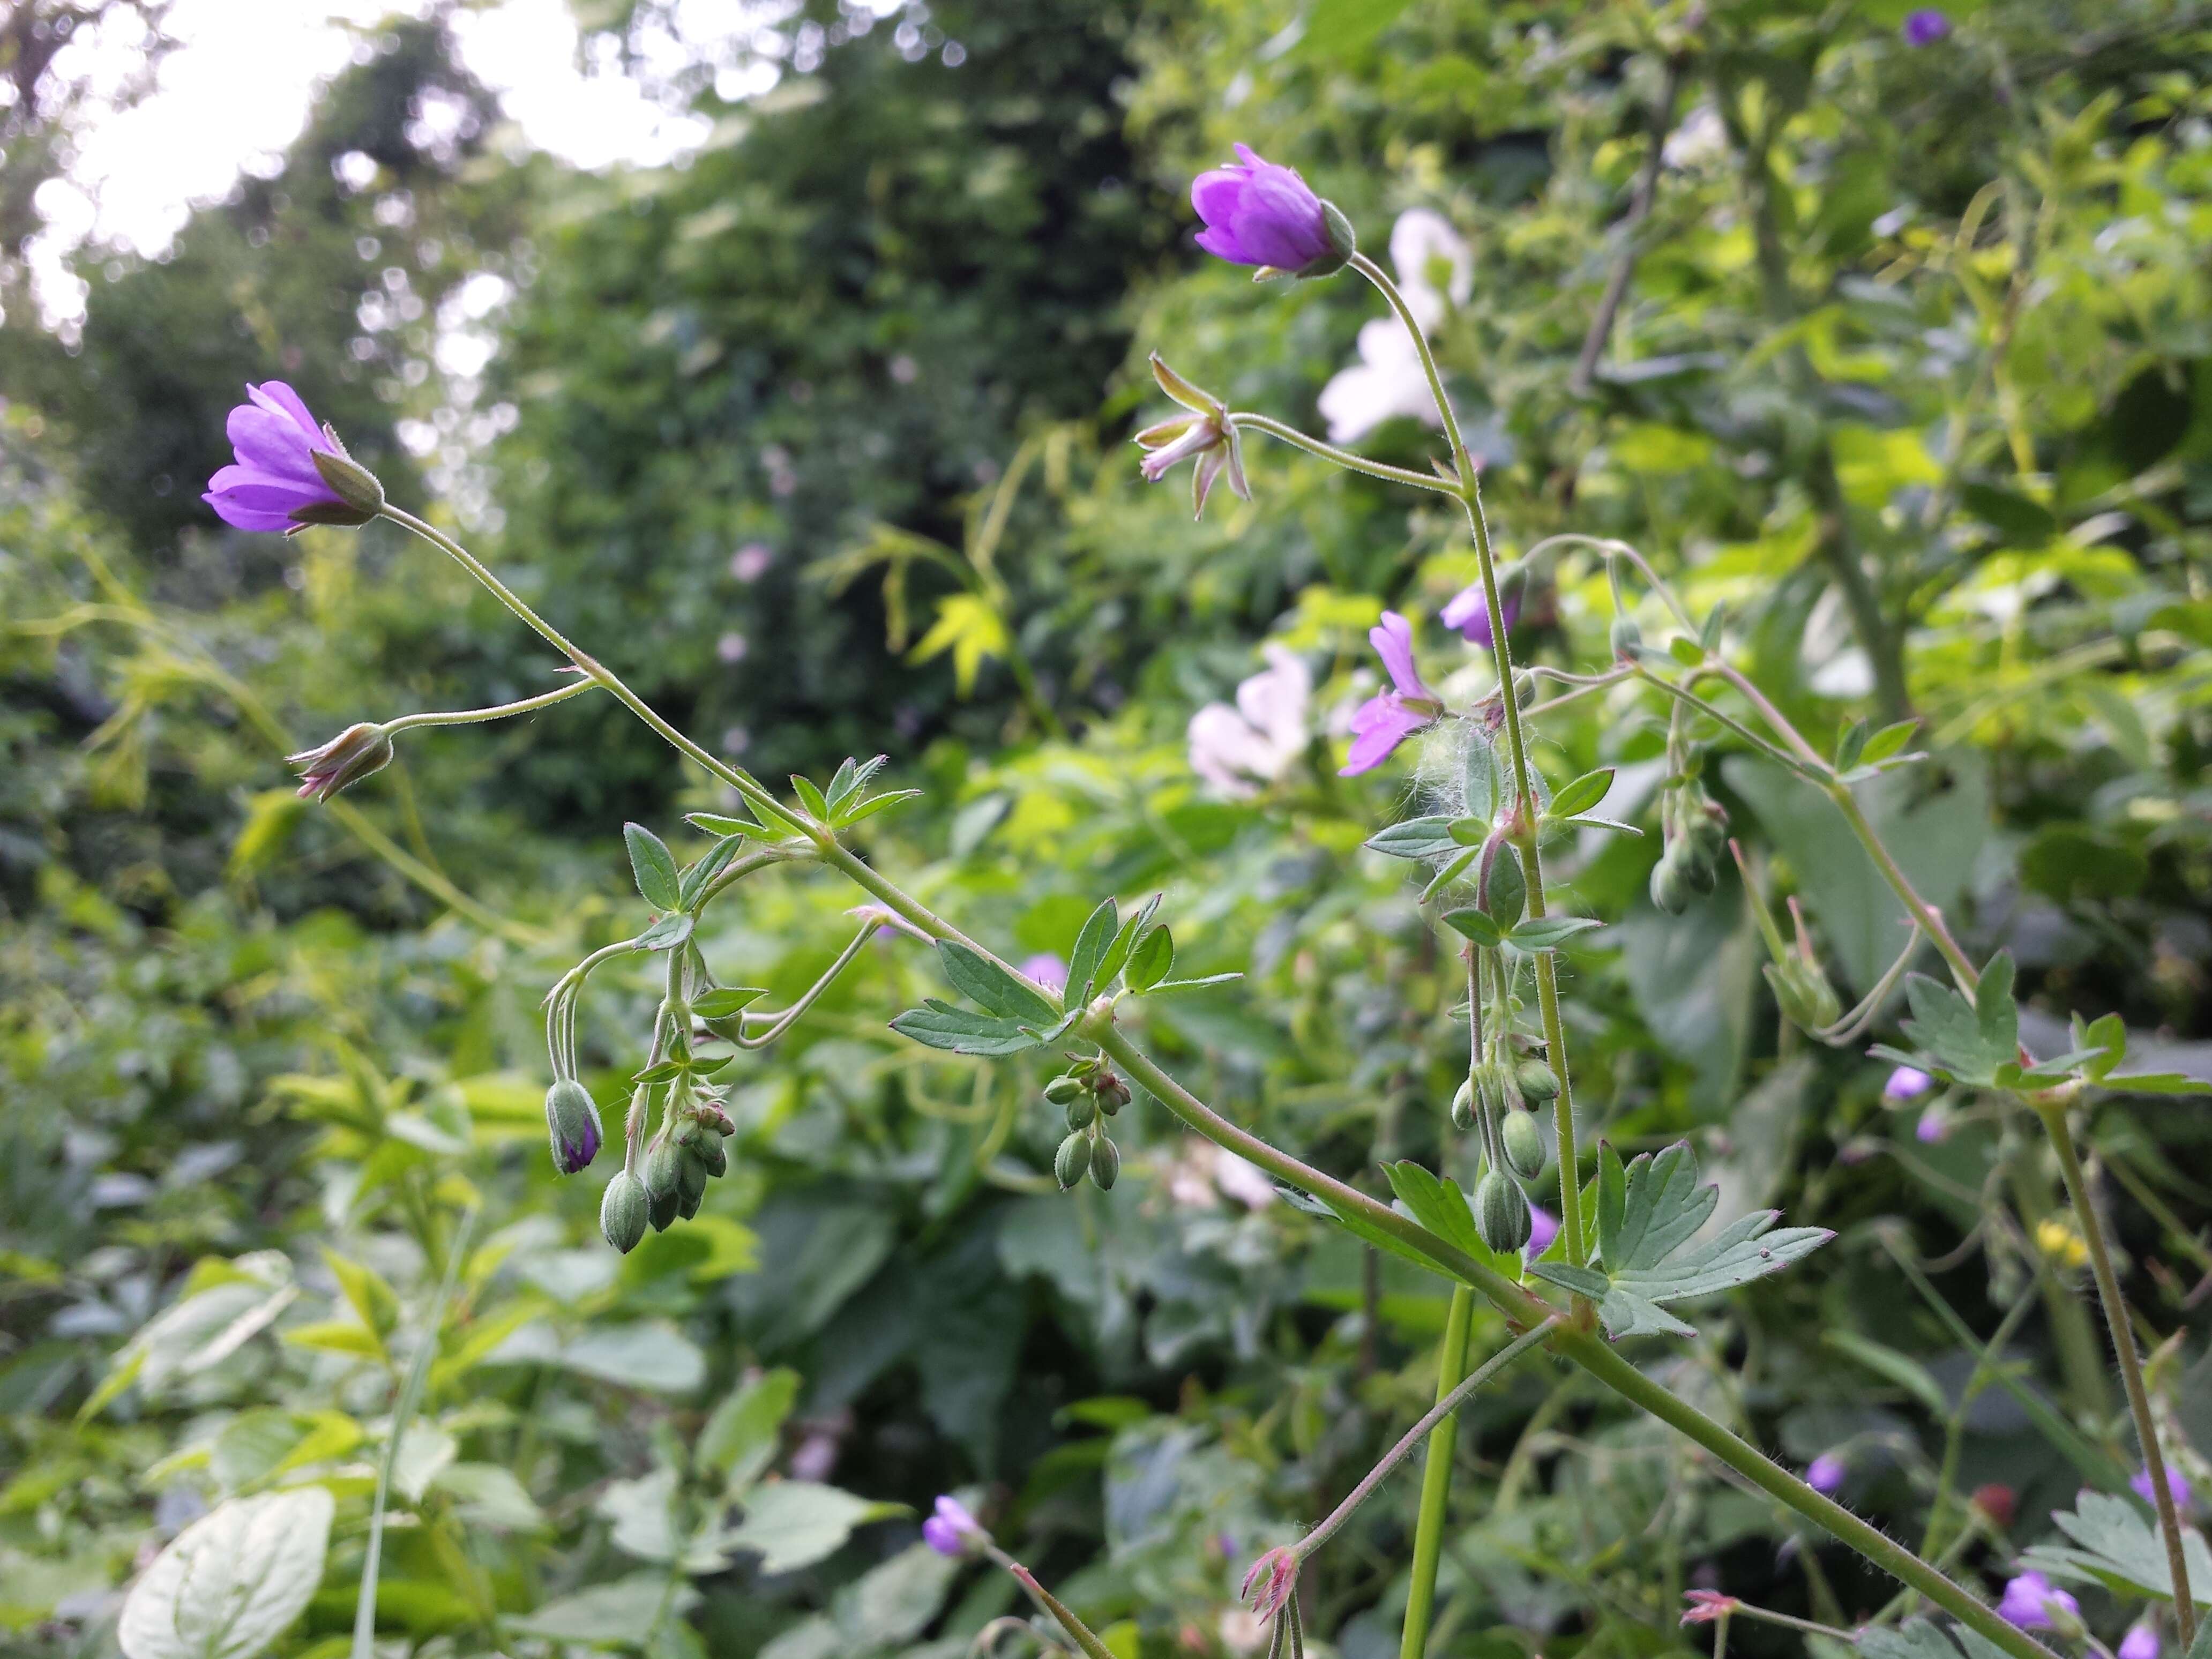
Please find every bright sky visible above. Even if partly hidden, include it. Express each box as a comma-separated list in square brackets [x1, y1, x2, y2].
[24, 0, 828, 327]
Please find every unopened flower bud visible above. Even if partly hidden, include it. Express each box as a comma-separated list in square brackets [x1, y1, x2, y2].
[697, 1100, 736, 1137]
[1097, 1071, 1130, 1113]
[1609, 614, 1643, 659]
[1512, 669, 1536, 707]
[544, 1080, 603, 1176]
[1065, 1093, 1097, 1131]
[601, 1171, 648, 1253]
[1055, 1131, 1093, 1190]
[642, 1140, 682, 1200]
[1501, 1112, 1546, 1182]
[674, 1114, 708, 1151]
[1765, 959, 1842, 1034]
[1044, 1074, 1084, 1105]
[1650, 853, 1694, 915]
[1450, 1078, 1476, 1132]
[1474, 1169, 1533, 1253]
[1092, 1135, 1120, 1191]
[697, 1134, 728, 1178]
[288, 723, 394, 803]
[1515, 1058, 1559, 1104]
[677, 1148, 708, 1217]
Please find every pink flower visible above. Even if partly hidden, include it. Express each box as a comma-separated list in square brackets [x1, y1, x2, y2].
[1239, 1545, 1300, 1623]
[1022, 954, 1069, 995]
[1997, 1571, 2079, 1631]
[1680, 1590, 1742, 1626]
[1884, 1065, 1934, 1101]
[288, 722, 394, 802]
[1441, 581, 1520, 649]
[1187, 646, 1310, 798]
[2120, 1625, 2161, 1659]
[1340, 612, 1441, 776]
[1525, 1203, 1559, 1260]
[2133, 1465, 2194, 1513]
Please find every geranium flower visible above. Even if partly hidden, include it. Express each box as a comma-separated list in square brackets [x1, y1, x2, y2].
[1997, 1571, 2078, 1631]
[204, 381, 379, 532]
[922, 1494, 984, 1557]
[1187, 645, 1310, 797]
[1340, 611, 1441, 776]
[1191, 145, 1351, 276]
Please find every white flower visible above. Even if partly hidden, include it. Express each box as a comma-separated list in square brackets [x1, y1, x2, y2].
[1187, 645, 1311, 797]
[1663, 104, 1729, 170]
[1318, 208, 1470, 444]
[1212, 1148, 1276, 1209]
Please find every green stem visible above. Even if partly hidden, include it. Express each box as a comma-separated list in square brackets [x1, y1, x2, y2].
[353, 1206, 477, 1659]
[1228, 412, 1463, 496]
[1351, 251, 1587, 1268]
[1400, 1288, 1476, 1659]
[2035, 1098, 2198, 1643]
[1088, 1020, 2058, 1659]
[382, 677, 599, 734]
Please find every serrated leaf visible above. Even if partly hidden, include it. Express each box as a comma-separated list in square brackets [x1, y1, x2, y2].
[1897, 972, 2008, 1088]
[1507, 915, 1603, 953]
[936, 940, 1057, 1022]
[692, 987, 769, 1019]
[1065, 899, 1117, 1006]
[2021, 1490, 2212, 1605]
[1546, 767, 1614, 820]
[1365, 816, 1460, 862]
[624, 823, 681, 911]
[1126, 925, 1175, 993]
[1542, 1142, 1830, 1340]
[888, 1002, 1043, 1057]
[1860, 719, 1921, 766]
[1858, 1618, 2002, 1659]
[1441, 908, 1502, 948]
[119, 1488, 333, 1659]
[633, 912, 694, 952]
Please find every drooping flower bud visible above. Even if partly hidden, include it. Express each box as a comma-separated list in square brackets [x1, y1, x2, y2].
[1501, 1112, 1546, 1182]
[1474, 1169, 1533, 1253]
[1065, 1093, 1097, 1131]
[544, 1080, 603, 1175]
[1055, 1131, 1093, 1189]
[1092, 1135, 1121, 1191]
[642, 1140, 682, 1200]
[677, 1148, 709, 1218]
[1043, 1074, 1084, 1105]
[1450, 1078, 1476, 1132]
[1515, 1058, 1560, 1104]
[696, 1134, 728, 1178]
[601, 1171, 649, 1253]
[288, 723, 394, 803]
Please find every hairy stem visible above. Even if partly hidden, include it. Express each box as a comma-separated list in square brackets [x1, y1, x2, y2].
[1229, 412, 1463, 496]
[382, 676, 599, 734]
[1400, 1288, 1476, 1659]
[2036, 1099, 2197, 1642]
[1351, 251, 1588, 1267]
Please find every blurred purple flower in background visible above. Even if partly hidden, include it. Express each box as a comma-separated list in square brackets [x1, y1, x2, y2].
[1806, 1454, 1847, 1496]
[1997, 1571, 2079, 1631]
[1902, 9, 1952, 44]
[1526, 1202, 1559, 1260]
[2120, 1625, 2162, 1659]
[2133, 1465, 2194, 1512]
[1021, 954, 1069, 995]
[1442, 581, 1521, 649]
[922, 1494, 983, 1557]
[1885, 1065, 1934, 1101]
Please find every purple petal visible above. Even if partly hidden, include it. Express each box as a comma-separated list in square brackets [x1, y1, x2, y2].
[1901, 9, 1951, 44]
[2120, 1626, 2161, 1659]
[247, 380, 322, 440]
[921, 1515, 965, 1557]
[227, 404, 323, 481]
[1368, 611, 1427, 699]
[933, 1494, 981, 1534]
[1525, 1204, 1559, 1259]
[1806, 1454, 1846, 1495]
[1339, 693, 1430, 775]
[202, 492, 299, 533]
[1441, 584, 1519, 648]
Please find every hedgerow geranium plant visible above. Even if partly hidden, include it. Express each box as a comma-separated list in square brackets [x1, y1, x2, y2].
[134, 130, 2211, 1659]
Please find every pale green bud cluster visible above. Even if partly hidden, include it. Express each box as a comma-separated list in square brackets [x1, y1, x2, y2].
[1047, 1059, 1127, 1192]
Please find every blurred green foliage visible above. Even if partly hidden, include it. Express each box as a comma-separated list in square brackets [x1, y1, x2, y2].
[3, 4, 2210, 1659]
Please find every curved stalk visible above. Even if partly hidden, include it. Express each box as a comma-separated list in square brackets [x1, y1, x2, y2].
[1400, 1287, 1476, 1659]
[1228, 412, 1463, 496]
[728, 920, 878, 1049]
[1350, 251, 1588, 1268]
[382, 677, 599, 734]
[2036, 1098, 2198, 1643]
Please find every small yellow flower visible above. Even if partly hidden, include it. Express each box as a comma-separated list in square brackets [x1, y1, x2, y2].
[2036, 1216, 2089, 1269]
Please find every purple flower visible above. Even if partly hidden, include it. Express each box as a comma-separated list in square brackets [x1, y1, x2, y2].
[1340, 611, 1441, 776]
[1441, 582, 1521, 649]
[1525, 1202, 1559, 1260]
[1136, 353, 1248, 518]
[1191, 145, 1352, 277]
[1902, 9, 1951, 44]
[1916, 1107, 1946, 1144]
[1997, 1571, 2079, 1631]
[204, 381, 378, 532]
[2120, 1624, 2161, 1659]
[1884, 1065, 1934, 1101]
[1022, 953, 1069, 995]
[544, 1080, 603, 1176]
[1806, 1454, 1847, 1496]
[2133, 1465, 2194, 1513]
[922, 1494, 983, 1557]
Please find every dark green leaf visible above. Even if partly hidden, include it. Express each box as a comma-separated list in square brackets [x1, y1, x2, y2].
[789, 774, 829, 821]
[1546, 767, 1614, 821]
[1975, 950, 2019, 1060]
[684, 811, 779, 841]
[692, 987, 768, 1019]
[678, 835, 747, 907]
[1419, 843, 1482, 903]
[1384, 1162, 1518, 1278]
[1126, 925, 1175, 993]
[1145, 973, 1242, 995]
[1507, 916, 1603, 953]
[1065, 899, 1117, 1005]
[936, 940, 1057, 1022]
[633, 913, 694, 952]
[1365, 817, 1460, 862]
[1483, 842, 1527, 929]
[624, 823, 681, 911]
[839, 790, 922, 826]
[1441, 908, 1502, 948]
[1835, 716, 1870, 773]
[889, 1002, 1043, 1058]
